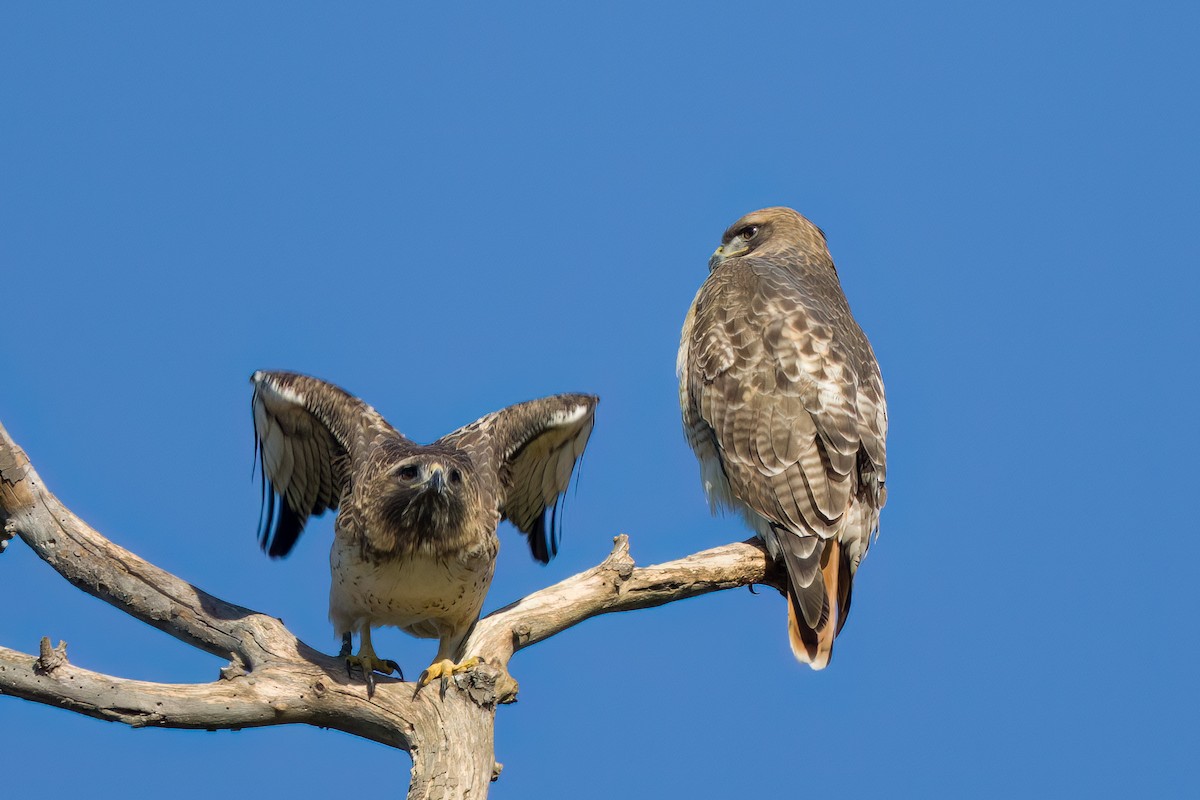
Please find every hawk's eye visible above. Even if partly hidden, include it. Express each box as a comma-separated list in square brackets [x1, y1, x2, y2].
[741, 225, 760, 240]
[449, 469, 462, 484]
[398, 465, 420, 481]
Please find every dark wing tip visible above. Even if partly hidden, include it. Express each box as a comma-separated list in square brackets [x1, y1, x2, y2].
[526, 495, 565, 565]
[256, 456, 311, 559]
[263, 504, 308, 558]
[528, 513, 552, 564]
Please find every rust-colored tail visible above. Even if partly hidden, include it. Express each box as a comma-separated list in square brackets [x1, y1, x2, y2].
[784, 538, 851, 670]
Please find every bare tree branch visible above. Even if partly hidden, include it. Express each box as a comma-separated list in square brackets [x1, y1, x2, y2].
[0, 418, 776, 799]
[468, 535, 783, 677]
[0, 421, 285, 667]
[1, 640, 315, 732]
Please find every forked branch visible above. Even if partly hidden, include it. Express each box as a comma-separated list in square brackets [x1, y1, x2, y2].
[0, 419, 779, 799]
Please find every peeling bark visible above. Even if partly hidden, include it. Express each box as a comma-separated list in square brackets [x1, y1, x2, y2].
[0, 420, 780, 799]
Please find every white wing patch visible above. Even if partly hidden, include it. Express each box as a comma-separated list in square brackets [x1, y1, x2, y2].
[549, 404, 590, 428]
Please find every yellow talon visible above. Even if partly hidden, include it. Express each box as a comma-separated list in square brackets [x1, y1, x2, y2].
[417, 656, 481, 688]
[345, 652, 401, 678]
[343, 626, 401, 692]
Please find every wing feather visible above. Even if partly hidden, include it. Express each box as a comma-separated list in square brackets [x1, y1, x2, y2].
[291, 431, 317, 518]
[250, 370, 396, 557]
[441, 393, 598, 564]
[682, 261, 884, 542]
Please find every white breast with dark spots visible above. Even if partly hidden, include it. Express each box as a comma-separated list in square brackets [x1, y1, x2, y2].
[327, 534, 497, 641]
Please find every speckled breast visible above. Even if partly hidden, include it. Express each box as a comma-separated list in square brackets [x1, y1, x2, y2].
[327, 534, 497, 640]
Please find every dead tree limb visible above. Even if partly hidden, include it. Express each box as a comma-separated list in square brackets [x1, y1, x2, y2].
[0, 419, 781, 799]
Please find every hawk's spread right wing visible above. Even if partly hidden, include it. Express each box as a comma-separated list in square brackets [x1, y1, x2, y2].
[442, 394, 598, 563]
[250, 370, 396, 558]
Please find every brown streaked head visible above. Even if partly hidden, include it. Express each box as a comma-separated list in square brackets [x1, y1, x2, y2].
[375, 448, 480, 556]
[708, 206, 829, 271]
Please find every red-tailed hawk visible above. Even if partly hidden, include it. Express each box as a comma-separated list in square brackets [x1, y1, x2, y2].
[678, 207, 887, 669]
[251, 371, 597, 687]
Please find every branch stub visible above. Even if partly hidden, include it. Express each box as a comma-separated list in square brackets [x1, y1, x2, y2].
[34, 638, 68, 675]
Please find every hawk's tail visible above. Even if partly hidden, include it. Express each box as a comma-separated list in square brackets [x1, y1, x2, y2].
[780, 536, 852, 670]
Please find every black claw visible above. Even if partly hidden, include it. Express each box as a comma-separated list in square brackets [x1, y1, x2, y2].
[748, 584, 759, 595]
[365, 670, 376, 696]
[386, 660, 404, 681]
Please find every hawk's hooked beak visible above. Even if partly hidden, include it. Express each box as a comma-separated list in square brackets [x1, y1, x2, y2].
[427, 464, 446, 494]
[709, 243, 748, 271]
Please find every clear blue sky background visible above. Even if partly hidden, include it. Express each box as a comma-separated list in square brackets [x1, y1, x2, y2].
[3, 3, 1197, 797]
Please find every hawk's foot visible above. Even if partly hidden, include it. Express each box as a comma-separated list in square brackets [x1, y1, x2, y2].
[417, 656, 481, 689]
[342, 632, 402, 684]
[345, 652, 402, 680]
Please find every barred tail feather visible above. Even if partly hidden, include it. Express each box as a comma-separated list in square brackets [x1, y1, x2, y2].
[783, 537, 844, 670]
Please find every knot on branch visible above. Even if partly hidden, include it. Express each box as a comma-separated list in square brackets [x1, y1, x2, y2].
[114, 708, 166, 728]
[0, 441, 35, 522]
[219, 652, 248, 681]
[455, 660, 510, 708]
[602, 534, 635, 583]
[1, 520, 14, 554]
[0, 432, 36, 518]
[34, 638, 69, 675]
[0, 442, 29, 483]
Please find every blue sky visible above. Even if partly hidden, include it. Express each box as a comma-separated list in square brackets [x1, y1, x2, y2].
[2, 2, 1197, 797]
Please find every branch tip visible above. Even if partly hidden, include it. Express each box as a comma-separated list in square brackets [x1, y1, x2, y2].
[34, 637, 68, 675]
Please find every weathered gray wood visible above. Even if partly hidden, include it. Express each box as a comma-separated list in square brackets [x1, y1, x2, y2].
[0, 419, 780, 799]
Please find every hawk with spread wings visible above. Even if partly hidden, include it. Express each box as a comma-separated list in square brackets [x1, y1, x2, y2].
[251, 370, 597, 687]
[678, 207, 887, 669]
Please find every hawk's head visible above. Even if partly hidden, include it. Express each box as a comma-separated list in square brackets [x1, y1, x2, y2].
[376, 448, 481, 555]
[708, 206, 829, 271]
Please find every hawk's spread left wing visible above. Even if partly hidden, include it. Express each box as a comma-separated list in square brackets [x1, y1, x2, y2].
[441, 394, 597, 563]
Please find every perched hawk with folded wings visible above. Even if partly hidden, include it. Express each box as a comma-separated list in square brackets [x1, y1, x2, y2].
[251, 371, 597, 687]
[678, 207, 887, 669]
